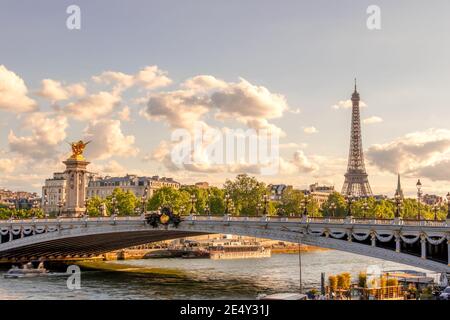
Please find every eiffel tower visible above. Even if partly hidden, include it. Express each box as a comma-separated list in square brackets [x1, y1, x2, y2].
[341, 80, 373, 197]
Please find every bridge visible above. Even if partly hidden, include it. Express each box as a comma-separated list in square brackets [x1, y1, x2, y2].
[0, 215, 449, 272]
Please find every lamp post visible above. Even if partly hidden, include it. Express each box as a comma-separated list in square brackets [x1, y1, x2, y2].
[256, 202, 262, 217]
[190, 194, 197, 214]
[205, 192, 211, 215]
[224, 194, 230, 215]
[8, 203, 15, 220]
[57, 201, 63, 217]
[112, 196, 117, 216]
[329, 202, 336, 217]
[301, 196, 309, 217]
[416, 179, 422, 220]
[446, 192, 450, 220]
[346, 195, 354, 217]
[394, 192, 402, 219]
[43, 195, 49, 218]
[362, 201, 369, 219]
[141, 186, 149, 214]
[262, 194, 269, 216]
[180, 205, 185, 216]
[433, 203, 439, 221]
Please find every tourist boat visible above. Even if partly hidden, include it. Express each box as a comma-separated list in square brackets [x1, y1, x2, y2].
[208, 243, 271, 260]
[258, 293, 308, 300]
[181, 249, 210, 259]
[4, 262, 48, 278]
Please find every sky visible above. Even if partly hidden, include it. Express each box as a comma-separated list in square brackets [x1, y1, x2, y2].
[1, 0, 450, 197]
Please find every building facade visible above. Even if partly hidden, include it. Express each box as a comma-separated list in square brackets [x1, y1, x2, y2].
[309, 183, 335, 207]
[42, 173, 67, 215]
[86, 174, 180, 200]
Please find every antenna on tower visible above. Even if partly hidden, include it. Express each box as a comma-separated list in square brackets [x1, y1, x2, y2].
[354, 78, 357, 92]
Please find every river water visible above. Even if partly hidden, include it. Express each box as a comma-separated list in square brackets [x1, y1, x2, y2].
[0, 251, 428, 300]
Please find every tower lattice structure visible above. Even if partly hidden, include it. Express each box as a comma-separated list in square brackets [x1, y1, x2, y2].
[341, 81, 373, 197]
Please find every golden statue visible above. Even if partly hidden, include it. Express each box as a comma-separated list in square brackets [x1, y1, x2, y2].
[68, 140, 91, 160]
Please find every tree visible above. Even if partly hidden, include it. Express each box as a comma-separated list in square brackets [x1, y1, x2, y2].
[277, 188, 303, 216]
[86, 196, 106, 216]
[223, 174, 273, 216]
[147, 187, 190, 213]
[208, 187, 225, 215]
[105, 188, 140, 216]
[322, 192, 347, 217]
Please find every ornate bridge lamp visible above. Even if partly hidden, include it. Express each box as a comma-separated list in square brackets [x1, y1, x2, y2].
[43, 194, 49, 218]
[111, 196, 118, 216]
[446, 192, 450, 221]
[416, 179, 422, 220]
[262, 194, 269, 216]
[394, 192, 402, 219]
[8, 202, 16, 220]
[432, 203, 439, 221]
[190, 194, 197, 215]
[300, 196, 309, 218]
[346, 195, 354, 217]
[224, 194, 230, 216]
[362, 201, 369, 219]
[329, 202, 336, 217]
[57, 201, 64, 217]
[256, 202, 262, 217]
[141, 186, 149, 214]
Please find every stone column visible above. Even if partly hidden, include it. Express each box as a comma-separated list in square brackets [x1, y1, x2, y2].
[420, 235, 427, 259]
[62, 158, 90, 217]
[347, 230, 352, 242]
[395, 233, 401, 253]
[371, 232, 376, 247]
[447, 238, 450, 266]
[9, 229, 12, 242]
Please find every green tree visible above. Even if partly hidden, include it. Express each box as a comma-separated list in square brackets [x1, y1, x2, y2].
[223, 174, 272, 216]
[322, 192, 347, 217]
[86, 196, 106, 216]
[147, 187, 190, 213]
[208, 187, 225, 215]
[106, 188, 140, 216]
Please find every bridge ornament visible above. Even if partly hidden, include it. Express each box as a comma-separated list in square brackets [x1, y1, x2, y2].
[145, 207, 182, 228]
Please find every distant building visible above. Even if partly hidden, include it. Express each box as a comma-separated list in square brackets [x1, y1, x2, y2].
[422, 194, 443, 206]
[309, 183, 334, 207]
[86, 174, 180, 200]
[0, 188, 40, 209]
[42, 172, 67, 214]
[268, 184, 292, 201]
[194, 182, 210, 189]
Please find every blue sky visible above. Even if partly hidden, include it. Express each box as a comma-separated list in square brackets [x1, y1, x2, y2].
[1, 0, 450, 197]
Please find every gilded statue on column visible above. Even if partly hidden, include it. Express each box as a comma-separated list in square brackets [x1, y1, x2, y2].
[68, 140, 91, 160]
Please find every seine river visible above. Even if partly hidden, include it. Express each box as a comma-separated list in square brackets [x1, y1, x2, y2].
[0, 251, 428, 300]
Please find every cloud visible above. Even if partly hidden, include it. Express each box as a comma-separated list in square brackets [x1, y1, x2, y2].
[117, 106, 131, 121]
[142, 76, 288, 136]
[83, 119, 139, 160]
[93, 65, 172, 92]
[363, 116, 383, 124]
[89, 160, 128, 176]
[64, 91, 120, 121]
[142, 90, 210, 130]
[366, 128, 450, 178]
[8, 112, 68, 159]
[279, 150, 319, 174]
[303, 126, 318, 134]
[0, 157, 17, 174]
[37, 79, 86, 102]
[331, 99, 367, 110]
[0, 65, 37, 113]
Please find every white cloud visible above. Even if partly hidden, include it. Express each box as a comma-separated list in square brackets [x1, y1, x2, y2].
[64, 91, 120, 121]
[142, 90, 210, 130]
[93, 65, 172, 92]
[8, 112, 68, 159]
[117, 106, 131, 122]
[366, 128, 450, 179]
[363, 116, 383, 124]
[331, 99, 367, 110]
[37, 79, 86, 102]
[303, 126, 318, 134]
[83, 119, 139, 160]
[0, 65, 37, 113]
[142, 76, 288, 135]
[89, 160, 128, 176]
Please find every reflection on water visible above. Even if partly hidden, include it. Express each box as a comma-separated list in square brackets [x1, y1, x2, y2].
[0, 251, 427, 300]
